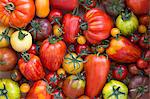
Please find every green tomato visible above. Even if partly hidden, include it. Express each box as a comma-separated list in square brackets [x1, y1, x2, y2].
[0, 79, 20, 99]
[116, 12, 139, 36]
[102, 80, 128, 99]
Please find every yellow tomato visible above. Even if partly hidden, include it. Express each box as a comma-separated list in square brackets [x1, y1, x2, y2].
[96, 46, 105, 54]
[57, 68, 66, 75]
[77, 35, 86, 44]
[20, 83, 30, 93]
[138, 25, 147, 34]
[63, 53, 84, 74]
[53, 24, 63, 37]
[10, 30, 32, 52]
[111, 28, 120, 37]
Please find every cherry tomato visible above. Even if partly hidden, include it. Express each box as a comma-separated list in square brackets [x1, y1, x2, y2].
[51, 89, 65, 99]
[137, 58, 148, 69]
[128, 64, 140, 75]
[129, 33, 140, 43]
[144, 65, 150, 75]
[57, 68, 66, 75]
[112, 65, 128, 80]
[27, 44, 39, 55]
[139, 35, 150, 49]
[20, 83, 30, 93]
[138, 25, 147, 34]
[111, 28, 120, 37]
[11, 69, 22, 81]
[144, 50, 150, 62]
[77, 35, 86, 45]
[139, 15, 150, 26]
[96, 46, 105, 54]
[53, 24, 63, 37]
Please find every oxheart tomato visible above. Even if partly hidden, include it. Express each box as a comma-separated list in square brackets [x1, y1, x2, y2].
[0, 48, 17, 71]
[62, 75, 85, 98]
[26, 80, 51, 99]
[0, 79, 20, 99]
[84, 55, 110, 97]
[63, 14, 81, 43]
[106, 36, 141, 63]
[126, 0, 150, 15]
[40, 37, 67, 71]
[0, 0, 35, 28]
[81, 8, 113, 44]
[18, 53, 45, 81]
[50, 0, 79, 11]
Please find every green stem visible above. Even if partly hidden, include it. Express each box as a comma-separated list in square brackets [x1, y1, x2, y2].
[5, 2, 15, 12]
[80, 22, 88, 30]
[18, 31, 28, 40]
[0, 84, 8, 99]
[21, 52, 30, 62]
[72, 8, 79, 16]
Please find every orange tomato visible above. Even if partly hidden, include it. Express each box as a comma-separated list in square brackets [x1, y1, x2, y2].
[96, 46, 105, 54]
[78, 95, 90, 99]
[35, 0, 50, 18]
[138, 25, 147, 34]
[57, 68, 66, 75]
[77, 35, 86, 44]
[111, 28, 120, 37]
[53, 24, 63, 37]
[20, 83, 30, 93]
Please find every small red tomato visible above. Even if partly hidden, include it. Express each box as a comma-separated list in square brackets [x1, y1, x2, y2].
[27, 44, 39, 55]
[139, 35, 150, 49]
[139, 15, 150, 26]
[144, 65, 150, 75]
[137, 58, 148, 69]
[129, 33, 140, 43]
[144, 50, 150, 62]
[45, 72, 59, 87]
[80, 0, 96, 9]
[68, 44, 76, 52]
[48, 9, 63, 25]
[112, 65, 128, 80]
[51, 89, 65, 99]
[128, 64, 140, 75]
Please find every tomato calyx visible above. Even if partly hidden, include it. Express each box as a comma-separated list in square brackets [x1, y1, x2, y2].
[5, 2, 15, 13]
[107, 86, 125, 99]
[49, 73, 58, 84]
[79, 0, 92, 10]
[18, 30, 28, 40]
[51, 17, 62, 26]
[0, 84, 8, 99]
[72, 8, 79, 16]
[0, 28, 10, 42]
[48, 36, 63, 44]
[121, 9, 132, 21]
[74, 72, 85, 81]
[21, 52, 30, 62]
[80, 22, 88, 31]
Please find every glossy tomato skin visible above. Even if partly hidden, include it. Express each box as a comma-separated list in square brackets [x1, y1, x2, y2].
[0, 48, 17, 71]
[106, 36, 141, 63]
[26, 80, 51, 99]
[84, 55, 110, 97]
[126, 0, 150, 15]
[18, 54, 45, 81]
[63, 14, 81, 43]
[137, 59, 148, 69]
[139, 35, 150, 49]
[0, 0, 35, 28]
[50, 0, 79, 11]
[27, 44, 39, 55]
[112, 65, 128, 80]
[82, 8, 113, 44]
[40, 38, 67, 71]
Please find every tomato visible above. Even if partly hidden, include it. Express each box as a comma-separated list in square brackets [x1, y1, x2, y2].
[111, 28, 120, 37]
[11, 69, 22, 81]
[139, 15, 150, 26]
[0, 0, 35, 28]
[116, 10, 139, 36]
[50, 0, 79, 11]
[81, 8, 113, 44]
[79, 95, 90, 99]
[26, 80, 51, 99]
[106, 36, 141, 63]
[40, 37, 66, 71]
[27, 44, 39, 55]
[0, 79, 20, 99]
[63, 14, 81, 43]
[53, 24, 63, 37]
[138, 25, 147, 34]
[29, 18, 52, 41]
[10, 30, 32, 52]
[126, 0, 150, 15]
[139, 35, 150, 49]
[0, 24, 14, 48]
[129, 33, 140, 43]
[35, 0, 50, 18]
[0, 48, 17, 71]
[137, 59, 148, 69]
[112, 65, 128, 80]
[51, 89, 65, 99]
[128, 64, 140, 75]
[68, 44, 76, 52]
[80, 0, 96, 9]
[84, 55, 110, 97]
[102, 80, 128, 99]
[62, 74, 85, 98]
[57, 68, 66, 75]
[18, 53, 45, 81]
[144, 65, 150, 75]
[48, 9, 63, 25]
[96, 46, 105, 54]
[144, 50, 150, 62]
[20, 83, 30, 93]
[63, 53, 84, 74]
[77, 35, 86, 45]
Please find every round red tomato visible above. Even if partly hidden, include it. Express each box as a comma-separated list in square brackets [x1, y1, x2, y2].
[139, 15, 150, 26]
[0, 0, 35, 28]
[51, 89, 65, 99]
[128, 64, 140, 75]
[112, 65, 128, 80]
[137, 58, 148, 69]
[139, 35, 150, 49]
[27, 44, 39, 55]
[80, 0, 96, 9]
[129, 33, 140, 43]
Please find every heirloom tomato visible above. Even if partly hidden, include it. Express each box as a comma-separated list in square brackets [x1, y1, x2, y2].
[10, 30, 32, 52]
[0, 0, 35, 28]
[0, 79, 20, 99]
[51, 89, 65, 99]
[0, 48, 17, 71]
[27, 44, 39, 55]
[102, 80, 128, 99]
[106, 36, 141, 63]
[18, 53, 45, 81]
[139, 15, 150, 26]
[81, 8, 113, 44]
[40, 37, 67, 71]
[137, 59, 149, 69]
[139, 34, 150, 49]
[63, 53, 84, 74]
[84, 54, 110, 97]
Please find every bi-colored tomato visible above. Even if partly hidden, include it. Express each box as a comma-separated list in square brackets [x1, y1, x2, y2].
[53, 24, 63, 37]
[0, 0, 35, 28]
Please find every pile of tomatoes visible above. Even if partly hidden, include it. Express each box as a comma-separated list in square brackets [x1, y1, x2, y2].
[0, 0, 149, 99]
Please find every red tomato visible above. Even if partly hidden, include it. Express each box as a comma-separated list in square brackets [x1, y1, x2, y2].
[129, 33, 140, 43]
[45, 72, 59, 87]
[0, 0, 35, 28]
[81, 8, 113, 44]
[18, 53, 45, 81]
[80, 0, 96, 9]
[126, 0, 150, 15]
[48, 9, 63, 25]
[128, 64, 140, 75]
[51, 89, 65, 99]
[63, 14, 81, 43]
[27, 44, 39, 55]
[137, 58, 148, 69]
[84, 55, 110, 97]
[144, 50, 150, 62]
[144, 65, 150, 75]
[50, 0, 79, 11]
[112, 65, 128, 80]
[40, 37, 67, 71]
[26, 80, 51, 99]
[139, 15, 150, 26]
[139, 35, 150, 49]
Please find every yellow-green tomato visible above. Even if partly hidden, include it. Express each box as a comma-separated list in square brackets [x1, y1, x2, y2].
[63, 53, 84, 74]
[10, 30, 32, 52]
[102, 80, 128, 99]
